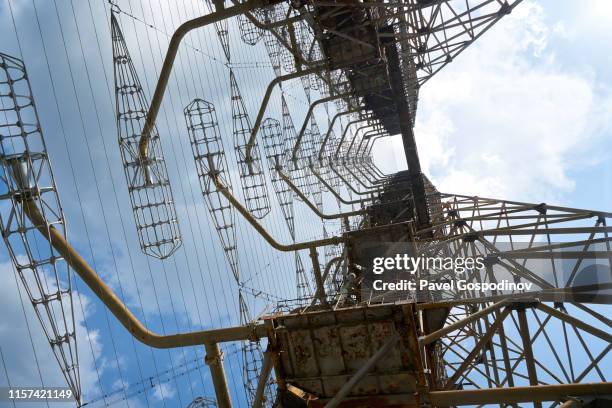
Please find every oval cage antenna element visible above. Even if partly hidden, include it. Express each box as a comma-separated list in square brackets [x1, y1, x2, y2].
[230, 70, 272, 220]
[184, 99, 240, 281]
[111, 13, 182, 259]
[0, 52, 81, 404]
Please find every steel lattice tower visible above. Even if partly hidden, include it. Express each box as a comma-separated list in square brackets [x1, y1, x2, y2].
[1, 1, 610, 408]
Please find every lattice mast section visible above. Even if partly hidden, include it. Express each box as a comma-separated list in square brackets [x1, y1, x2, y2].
[263, 29, 283, 78]
[111, 13, 181, 259]
[260, 4, 287, 79]
[230, 70, 271, 219]
[320, 125, 342, 197]
[0, 52, 81, 402]
[399, 0, 521, 87]
[185, 98, 274, 405]
[417, 194, 612, 395]
[184, 99, 239, 279]
[295, 252, 313, 301]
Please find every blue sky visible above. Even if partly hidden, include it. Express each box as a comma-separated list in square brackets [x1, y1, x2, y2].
[1, 1, 611, 408]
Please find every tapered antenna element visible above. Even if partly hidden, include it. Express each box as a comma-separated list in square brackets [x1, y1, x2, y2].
[111, 13, 182, 259]
[0, 52, 81, 404]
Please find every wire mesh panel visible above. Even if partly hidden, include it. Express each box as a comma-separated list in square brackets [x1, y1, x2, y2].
[111, 13, 181, 259]
[0, 52, 81, 402]
[184, 99, 239, 280]
[260, 119, 313, 303]
[259, 0, 290, 69]
[230, 70, 271, 219]
[279, 24, 297, 74]
[295, 20, 320, 64]
[300, 74, 311, 103]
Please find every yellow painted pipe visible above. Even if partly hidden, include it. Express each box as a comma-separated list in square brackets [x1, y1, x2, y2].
[277, 169, 366, 220]
[211, 174, 343, 251]
[21, 198, 266, 348]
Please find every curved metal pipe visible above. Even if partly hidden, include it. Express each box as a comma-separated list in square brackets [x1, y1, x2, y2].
[331, 161, 382, 195]
[343, 161, 381, 191]
[355, 130, 387, 157]
[318, 108, 362, 160]
[329, 162, 378, 197]
[277, 169, 366, 219]
[367, 133, 389, 156]
[345, 125, 370, 158]
[335, 117, 373, 158]
[350, 160, 386, 186]
[238, 1, 335, 93]
[20, 197, 267, 349]
[367, 160, 388, 178]
[244, 66, 325, 168]
[211, 174, 343, 250]
[138, 0, 270, 167]
[309, 165, 373, 205]
[292, 92, 352, 162]
[355, 131, 374, 156]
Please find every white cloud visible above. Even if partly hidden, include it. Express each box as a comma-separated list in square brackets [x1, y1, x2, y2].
[389, 0, 612, 203]
[0, 261, 107, 406]
[152, 382, 176, 401]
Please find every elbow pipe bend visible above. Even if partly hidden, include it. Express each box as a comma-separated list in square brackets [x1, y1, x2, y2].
[211, 173, 344, 250]
[276, 169, 366, 219]
[21, 198, 266, 349]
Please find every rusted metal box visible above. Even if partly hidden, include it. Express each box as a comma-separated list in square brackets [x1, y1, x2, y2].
[267, 303, 420, 406]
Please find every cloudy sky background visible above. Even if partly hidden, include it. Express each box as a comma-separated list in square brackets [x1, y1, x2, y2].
[1, 0, 611, 407]
[374, 0, 612, 211]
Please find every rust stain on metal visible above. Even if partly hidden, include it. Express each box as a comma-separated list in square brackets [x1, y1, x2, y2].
[269, 302, 426, 403]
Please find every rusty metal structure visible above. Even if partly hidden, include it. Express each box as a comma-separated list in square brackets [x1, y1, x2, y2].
[1, 0, 611, 407]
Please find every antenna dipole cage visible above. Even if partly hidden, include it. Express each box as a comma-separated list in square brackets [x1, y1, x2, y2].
[230, 70, 271, 219]
[186, 396, 218, 408]
[0, 52, 81, 403]
[238, 12, 264, 46]
[184, 99, 240, 281]
[111, 14, 182, 259]
[281, 96, 316, 201]
[261, 117, 296, 239]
